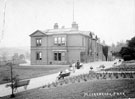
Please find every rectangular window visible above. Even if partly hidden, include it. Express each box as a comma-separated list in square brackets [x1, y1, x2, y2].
[36, 52, 42, 60]
[61, 37, 66, 45]
[54, 53, 57, 60]
[36, 38, 42, 46]
[54, 52, 61, 61]
[54, 37, 66, 46]
[58, 37, 61, 44]
[58, 53, 61, 61]
[54, 37, 58, 44]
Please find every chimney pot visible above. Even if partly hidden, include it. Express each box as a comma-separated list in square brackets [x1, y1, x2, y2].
[72, 21, 78, 30]
[54, 23, 58, 29]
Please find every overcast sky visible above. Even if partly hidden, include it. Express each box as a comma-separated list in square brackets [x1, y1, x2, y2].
[0, 0, 134, 47]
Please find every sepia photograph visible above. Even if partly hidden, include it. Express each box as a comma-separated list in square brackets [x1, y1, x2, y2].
[0, 0, 135, 98]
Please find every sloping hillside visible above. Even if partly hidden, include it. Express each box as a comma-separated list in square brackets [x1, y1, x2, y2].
[0, 46, 30, 60]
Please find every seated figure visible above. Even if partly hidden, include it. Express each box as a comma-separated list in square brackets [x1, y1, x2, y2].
[57, 70, 70, 80]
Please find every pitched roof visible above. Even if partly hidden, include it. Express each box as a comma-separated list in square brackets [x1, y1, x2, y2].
[29, 30, 47, 37]
[44, 28, 95, 36]
[30, 28, 97, 39]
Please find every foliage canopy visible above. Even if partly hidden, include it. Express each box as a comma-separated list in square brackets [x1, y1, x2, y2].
[119, 36, 135, 61]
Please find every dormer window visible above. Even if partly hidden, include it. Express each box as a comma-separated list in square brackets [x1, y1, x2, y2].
[36, 38, 42, 46]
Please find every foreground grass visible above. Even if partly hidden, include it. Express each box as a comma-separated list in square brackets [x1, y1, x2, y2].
[0, 65, 68, 84]
[2, 79, 135, 99]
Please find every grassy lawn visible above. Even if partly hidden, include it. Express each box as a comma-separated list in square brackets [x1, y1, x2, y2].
[2, 79, 135, 99]
[0, 65, 68, 84]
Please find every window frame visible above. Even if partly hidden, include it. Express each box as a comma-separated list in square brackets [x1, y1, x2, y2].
[54, 37, 58, 44]
[54, 36, 66, 46]
[54, 52, 57, 61]
[61, 37, 66, 45]
[54, 52, 62, 61]
[36, 38, 42, 47]
[36, 52, 42, 60]
[58, 52, 61, 61]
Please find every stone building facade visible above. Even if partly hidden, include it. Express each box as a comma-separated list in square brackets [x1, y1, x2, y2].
[30, 22, 105, 65]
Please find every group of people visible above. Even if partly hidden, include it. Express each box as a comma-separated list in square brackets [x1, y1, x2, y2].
[68, 60, 82, 72]
[58, 60, 83, 80]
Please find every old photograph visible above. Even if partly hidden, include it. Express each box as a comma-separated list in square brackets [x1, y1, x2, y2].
[0, 0, 135, 98]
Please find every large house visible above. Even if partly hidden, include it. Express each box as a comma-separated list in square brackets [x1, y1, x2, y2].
[30, 22, 105, 65]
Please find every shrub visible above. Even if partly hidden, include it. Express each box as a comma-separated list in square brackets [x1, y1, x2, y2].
[109, 73, 112, 78]
[42, 85, 47, 88]
[77, 79, 80, 82]
[123, 73, 126, 78]
[47, 83, 51, 88]
[123, 55, 133, 61]
[129, 73, 133, 78]
[52, 82, 57, 87]
[113, 73, 119, 79]
[102, 73, 107, 79]
[83, 78, 87, 82]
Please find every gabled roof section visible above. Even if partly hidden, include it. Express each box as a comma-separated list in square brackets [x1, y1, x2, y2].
[29, 30, 47, 37]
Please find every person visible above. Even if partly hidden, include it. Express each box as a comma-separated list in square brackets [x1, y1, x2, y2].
[90, 66, 93, 70]
[13, 75, 20, 92]
[58, 71, 63, 80]
[14, 75, 19, 85]
[69, 64, 73, 71]
[65, 69, 70, 73]
[72, 61, 76, 72]
[59, 71, 63, 76]
[76, 60, 80, 69]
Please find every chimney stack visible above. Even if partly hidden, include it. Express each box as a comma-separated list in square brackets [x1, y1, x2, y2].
[54, 23, 58, 29]
[72, 21, 78, 30]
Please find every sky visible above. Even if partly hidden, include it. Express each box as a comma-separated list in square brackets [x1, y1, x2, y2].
[0, 0, 135, 48]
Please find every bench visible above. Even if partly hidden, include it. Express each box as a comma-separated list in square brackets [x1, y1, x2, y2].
[57, 72, 70, 80]
[6, 80, 30, 92]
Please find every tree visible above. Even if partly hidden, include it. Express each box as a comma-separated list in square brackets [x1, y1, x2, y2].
[19, 54, 26, 64]
[119, 47, 133, 57]
[119, 36, 135, 61]
[5, 62, 19, 98]
[102, 46, 109, 61]
[111, 43, 115, 52]
[25, 51, 30, 60]
[12, 53, 19, 60]
[19, 54, 25, 60]
[127, 36, 135, 49]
